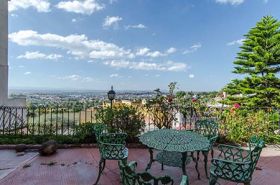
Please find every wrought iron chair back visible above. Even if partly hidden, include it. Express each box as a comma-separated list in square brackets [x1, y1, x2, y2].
[209, 136, 264, 185]
[99, 132, 128, 160]
[193, 119, 219, 178]
[195, 119, 219, 141]
[94, 132, 128, 185]
[119, 160, 189, 185]
[92, 123, 108, 142]
[249, 136, 265, 172]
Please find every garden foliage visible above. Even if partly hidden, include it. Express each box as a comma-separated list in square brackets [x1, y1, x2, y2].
[95, 105, 145, 138]
[218, 108, 280, 144]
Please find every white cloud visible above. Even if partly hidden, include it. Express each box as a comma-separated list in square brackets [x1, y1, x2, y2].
[189, 74, 195, 78]
[82, 77, 94, 82]
[9, 30, 132, 60]
[166, 47, 176, 54]
[136, 47, 176, 58]
[9, 30, 185, 73]
[125, 24, 147, 30]
[104, 60, 187, 72]
[110, 73, 120, 78]
[227, 39, 245, 46]
[56, 0, 104, 15]
[9, 0, 51, 12]
[103, 16, 123, 28]
[58, 74, 94, 82]
[24, 71, 31, 75]
[72, 18, 77, 22]
[215, 0, 244, 5]
[183, 43, 202, 54]
[17, 51, 63, 60]
[155, 74, 160, 77]
[61, 74, 80, 81]
[10, 14, 18, 17]
[147, 51, 165, 58]
[136, 48, 150, 56]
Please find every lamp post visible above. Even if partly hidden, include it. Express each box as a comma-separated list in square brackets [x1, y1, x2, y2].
[107, 86, 116, 109]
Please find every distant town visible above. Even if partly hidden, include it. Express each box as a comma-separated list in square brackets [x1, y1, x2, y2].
[8, 89, 219, 107]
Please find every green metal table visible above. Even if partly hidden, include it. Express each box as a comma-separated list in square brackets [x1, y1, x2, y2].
[139, 129, 210, 177]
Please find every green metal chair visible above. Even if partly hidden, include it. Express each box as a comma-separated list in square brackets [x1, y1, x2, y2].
[209, 136, 264, 185]
[92, 123, 108, 141]
[194, 119, 219, 178]
[119, 160, 189, 185]
[94, 132, 128, 185]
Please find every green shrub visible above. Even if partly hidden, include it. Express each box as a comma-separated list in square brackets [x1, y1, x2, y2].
[0, 135, 80, 145]
[145, 83, 177, 129]
[219, 109, 280, 144]
[95, 105, 145, 137]
[74, 122, 106, 143]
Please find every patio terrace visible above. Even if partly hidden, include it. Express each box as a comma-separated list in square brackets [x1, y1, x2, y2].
[0, 146, 280, 185]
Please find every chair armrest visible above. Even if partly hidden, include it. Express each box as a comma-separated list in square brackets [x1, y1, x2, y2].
[217, 144, 250, 161]
[209, 136, 218, 144]
[208, 136, 218, 149]
[127, 161, 137, 171]
[180, 175, 189, 185]
[211, 158, 252, 182]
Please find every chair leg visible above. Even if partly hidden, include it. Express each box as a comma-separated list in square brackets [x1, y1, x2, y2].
[101, 159, 106, 171]
[161, 163, 164, 170]
[203, 151, 209, 178]
[94, 158, 105, 185]
[209, 175, 217, 185]
[190, 152, 200, 179]
[211, 149, 214, 158]
[195, 151, 200, 179]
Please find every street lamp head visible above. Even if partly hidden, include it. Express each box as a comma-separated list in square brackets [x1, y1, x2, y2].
[107, 85, 116, 101]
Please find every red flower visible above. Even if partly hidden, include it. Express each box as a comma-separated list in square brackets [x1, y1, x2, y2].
[233, 103, 240, 109]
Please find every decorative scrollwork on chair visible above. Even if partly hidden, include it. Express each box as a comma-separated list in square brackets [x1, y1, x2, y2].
[209, 136, 264, 185]
[94, 132, 128, 185]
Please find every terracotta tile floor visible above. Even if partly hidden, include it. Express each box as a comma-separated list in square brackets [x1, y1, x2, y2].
[0, 146, 280, 185]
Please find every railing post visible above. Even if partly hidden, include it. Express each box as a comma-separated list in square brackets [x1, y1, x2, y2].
[32, 106, 35, 135]
[61, 107, 64, 135]
[38, 106, 41, 135]
[67, 106, 70, 135]
[1, 106, 5, 134]
[50, 106, 53, 135]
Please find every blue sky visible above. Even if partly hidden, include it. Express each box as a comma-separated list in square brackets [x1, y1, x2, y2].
[8, 0, 280, 91]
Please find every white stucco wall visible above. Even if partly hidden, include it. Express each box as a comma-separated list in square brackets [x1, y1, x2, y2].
[0, 0, 9, 106]
[0, 0, 26, 107]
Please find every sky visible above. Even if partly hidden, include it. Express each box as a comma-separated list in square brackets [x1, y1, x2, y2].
[7, 0, 280, 91]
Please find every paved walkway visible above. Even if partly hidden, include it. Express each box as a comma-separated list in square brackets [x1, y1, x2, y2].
[0, 146, 279, 185]
[0, 150, 37, 180]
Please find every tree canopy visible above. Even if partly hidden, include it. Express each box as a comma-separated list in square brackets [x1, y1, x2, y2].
[224, 16, 280, 108]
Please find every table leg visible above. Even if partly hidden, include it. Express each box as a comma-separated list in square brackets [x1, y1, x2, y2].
[145, 148, 154, 171]
[191, 152, 200, 179]
[181, 152, 187, 175]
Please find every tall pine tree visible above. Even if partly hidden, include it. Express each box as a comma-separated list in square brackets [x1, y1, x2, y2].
[224, 16, 280, 108]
